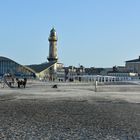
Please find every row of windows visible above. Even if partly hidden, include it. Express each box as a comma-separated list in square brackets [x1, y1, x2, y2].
[0, 60, 34, 77]
[0, 60, 17, 74]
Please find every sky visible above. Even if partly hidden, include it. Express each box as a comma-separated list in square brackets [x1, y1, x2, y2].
[0, 0, 140, 68]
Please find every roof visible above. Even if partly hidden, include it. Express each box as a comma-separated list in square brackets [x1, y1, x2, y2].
[50, 28, 56, 33]
[126, 56, 140, 63]
[27, 61, 57, 73]
[0, 56, 35, 74]
[107, 71, 130, 74]
[0, 56, 16, 62]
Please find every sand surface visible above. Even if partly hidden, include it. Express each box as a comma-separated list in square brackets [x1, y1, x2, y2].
[0, 82, 140, 139]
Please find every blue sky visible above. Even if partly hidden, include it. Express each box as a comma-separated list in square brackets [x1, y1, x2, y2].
[0, 0, 140, 67]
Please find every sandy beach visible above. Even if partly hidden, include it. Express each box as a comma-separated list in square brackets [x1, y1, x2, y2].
[0, 82, 140, 139]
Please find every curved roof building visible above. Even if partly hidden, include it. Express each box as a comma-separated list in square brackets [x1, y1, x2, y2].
[0, 56, 35, 78]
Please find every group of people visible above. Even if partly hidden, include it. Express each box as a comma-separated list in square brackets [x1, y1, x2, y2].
[2, 73, 27, 88]
[16, 78, 27, 88]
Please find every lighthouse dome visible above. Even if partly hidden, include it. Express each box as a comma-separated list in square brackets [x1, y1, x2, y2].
[50, 28, 56, 37]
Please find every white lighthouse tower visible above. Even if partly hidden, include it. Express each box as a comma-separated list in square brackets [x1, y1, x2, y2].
[47, 28, 58, 81]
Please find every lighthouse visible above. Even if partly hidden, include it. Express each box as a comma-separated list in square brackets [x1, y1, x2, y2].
[47, 28, 58, 81]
